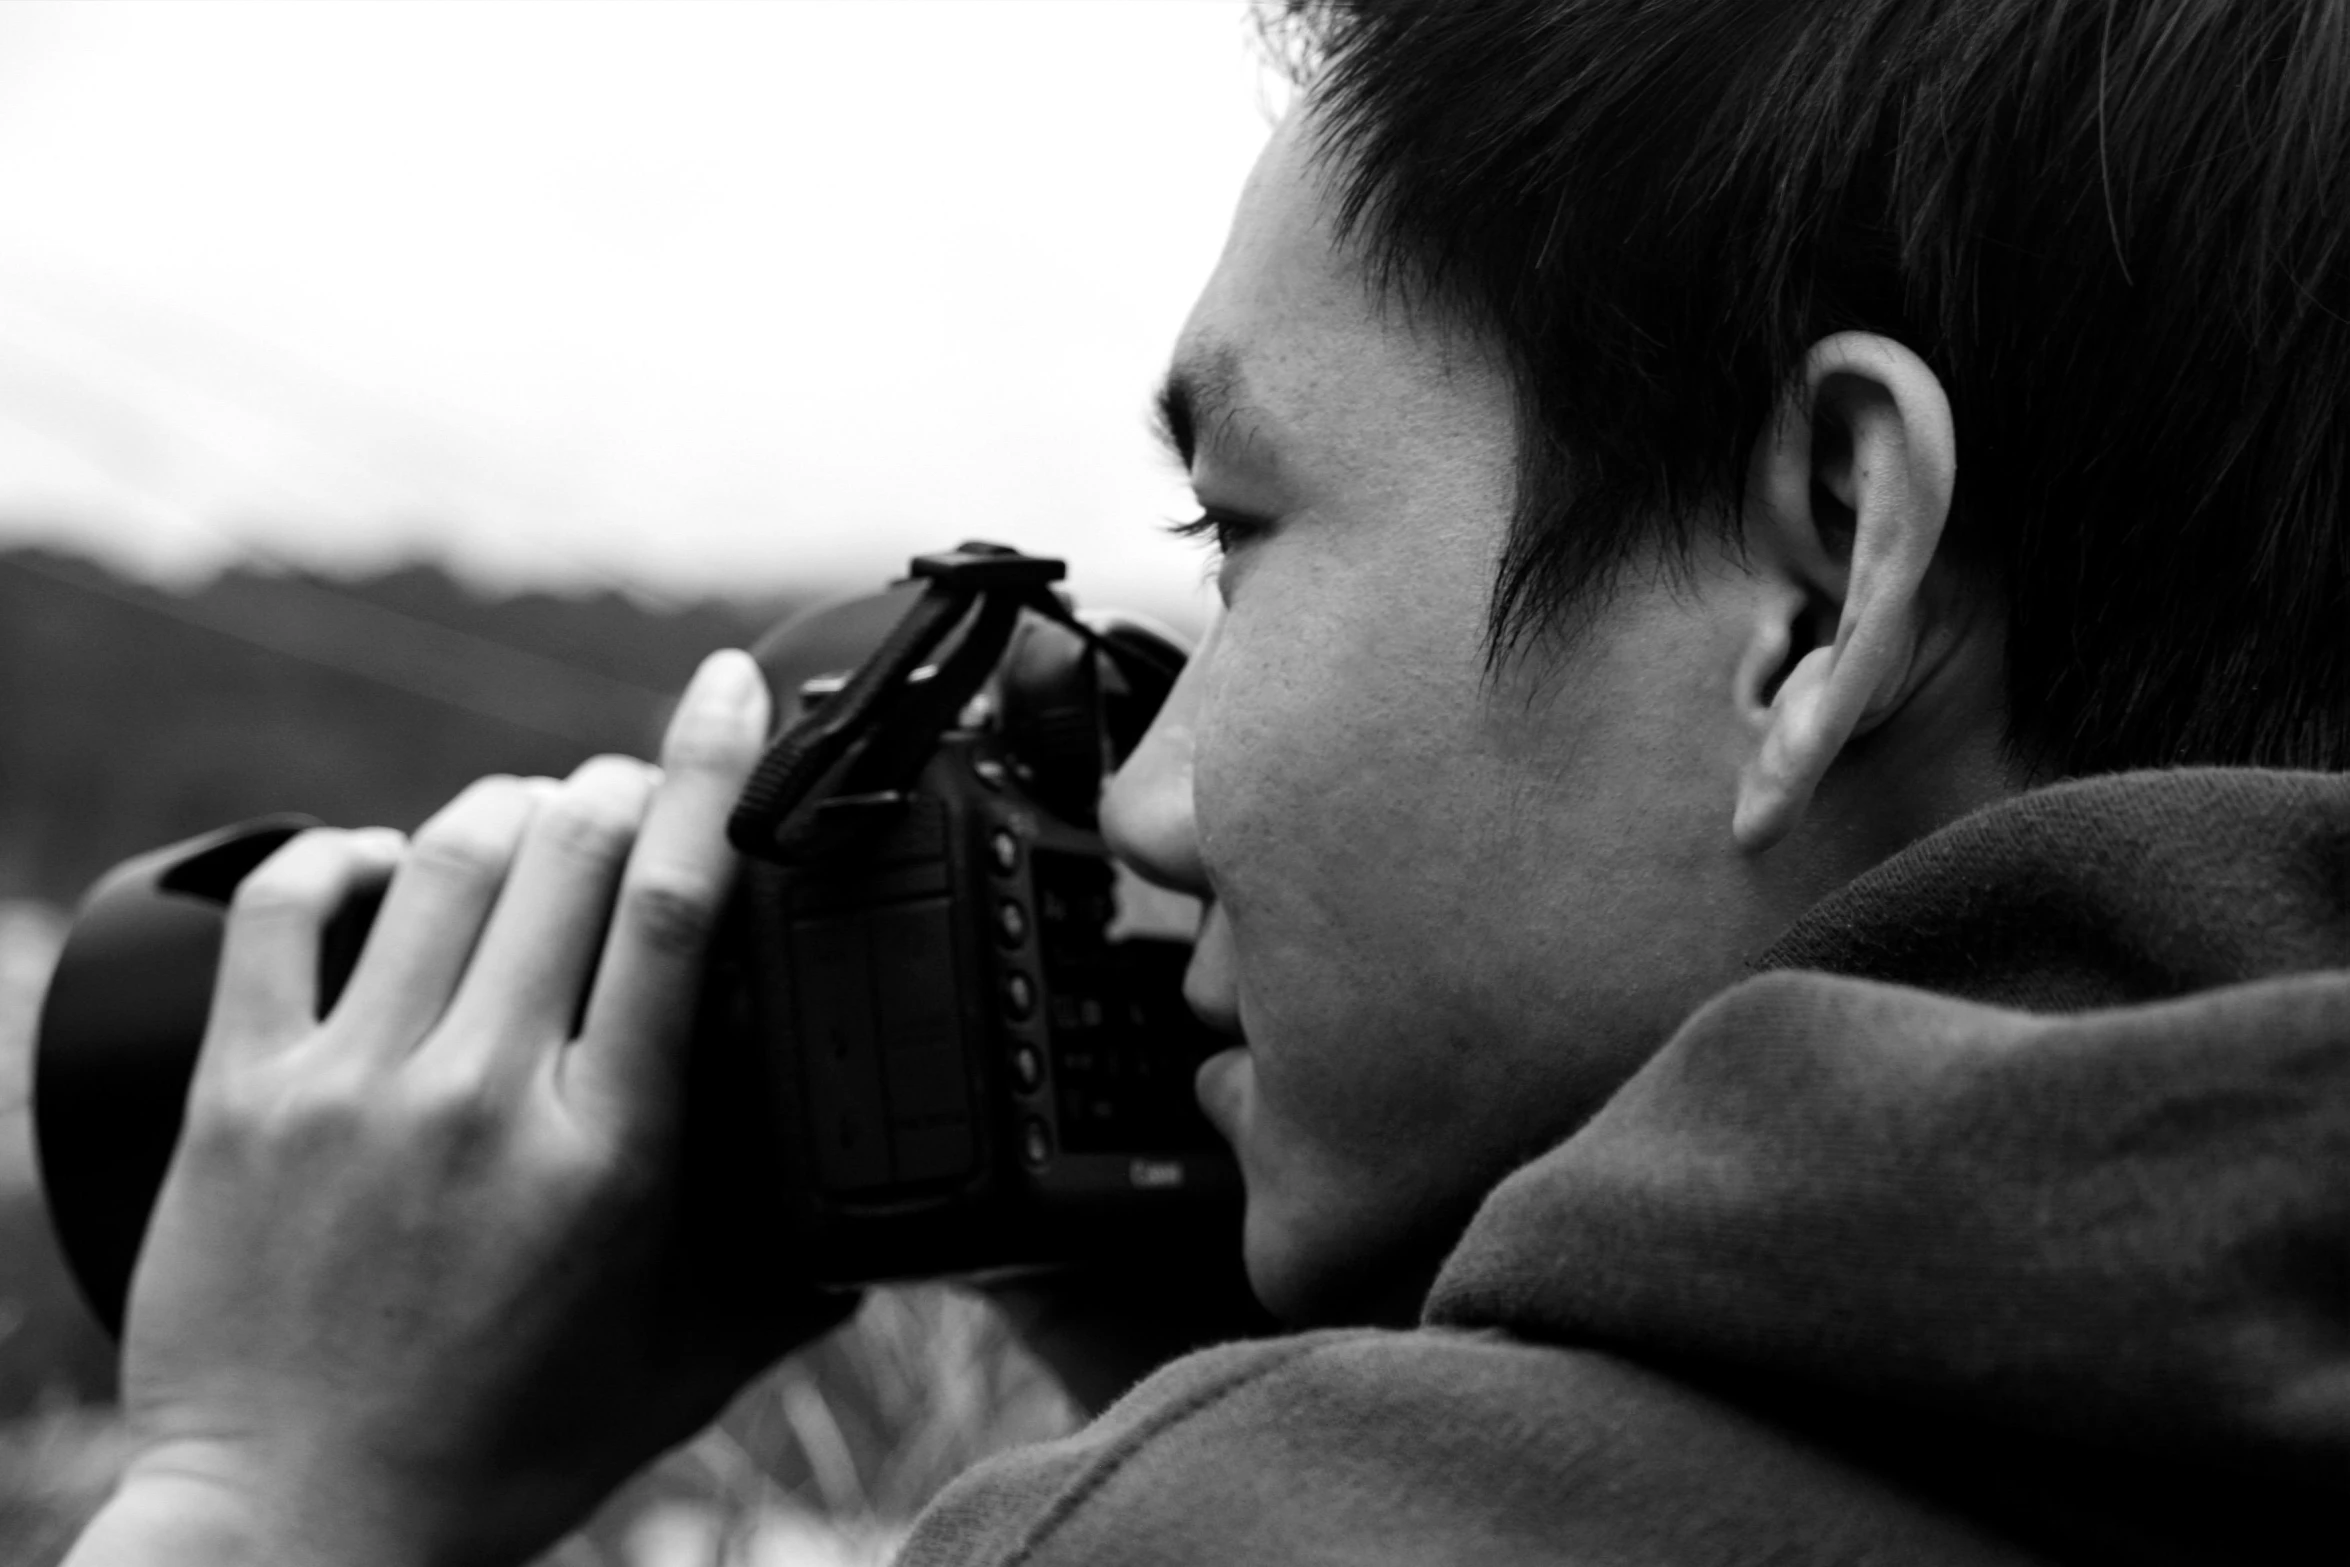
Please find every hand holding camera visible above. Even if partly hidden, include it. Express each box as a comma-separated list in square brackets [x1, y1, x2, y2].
[81, 650, 834, 1567]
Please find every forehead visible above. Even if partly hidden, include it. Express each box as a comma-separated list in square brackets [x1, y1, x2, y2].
[1181, 114, 1365, 355]
[1169, 112, 1509, 479]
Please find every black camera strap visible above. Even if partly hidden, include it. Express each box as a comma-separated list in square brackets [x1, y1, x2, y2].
[726, 543, 1176, 864]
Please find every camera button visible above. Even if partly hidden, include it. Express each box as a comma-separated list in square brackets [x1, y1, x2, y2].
[1003, 970, 1036, 1019]
[1011, 1043, 1044, 1093]
[988, 828, 1021, 876]
[994, 898, 1029, 947]
[1021, 1117, 1053, 1168]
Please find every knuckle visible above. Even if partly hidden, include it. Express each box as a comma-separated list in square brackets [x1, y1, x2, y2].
[404, 1067, 507, 1160]
[516, 1117, 609, 1194]
[409, 777, 533, 869]
[572, 1140, 657, 1213]
[186, 1050, 382, 1162]
[539, 758, 655, 857]
[618, 875, 720, 957]
[290, 1078, 372, 1145]
[573, 753, 651, 785]
[252, 1062, 372, 1153]
[178, 1072, 267, 1160]
[406, 821, 517, 883]
[231, 830, 355, 921]
[538, 794, 639, 862]
[449, 772, 528, 811]
[351, 825, 409, 862]
[227, 880, 320, 925]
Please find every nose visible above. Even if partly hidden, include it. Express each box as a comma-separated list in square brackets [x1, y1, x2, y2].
[1101, 615, 1216, 897]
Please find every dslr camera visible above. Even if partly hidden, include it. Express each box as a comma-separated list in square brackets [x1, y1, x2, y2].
[35, 544, 1241, 1335]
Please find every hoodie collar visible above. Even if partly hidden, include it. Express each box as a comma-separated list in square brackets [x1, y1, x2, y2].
[1425, 769, 2350, 1547]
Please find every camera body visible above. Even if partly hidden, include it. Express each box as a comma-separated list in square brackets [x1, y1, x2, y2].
[729, 725, 1235, 1283]
[725, 599, 1237, 1283]
[34, 546, 1240, 1335]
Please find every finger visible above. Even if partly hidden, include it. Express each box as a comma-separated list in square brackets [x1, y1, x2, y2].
[573, 650, 768, 1134]
[327, 775, 542, 1056]
[430, 754, 659, 1067]
[206, 827, 406, 1071]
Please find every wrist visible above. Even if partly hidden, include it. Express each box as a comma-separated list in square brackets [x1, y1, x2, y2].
[64, 1454, 447, 1567]
[63, 1470, 257, 1567]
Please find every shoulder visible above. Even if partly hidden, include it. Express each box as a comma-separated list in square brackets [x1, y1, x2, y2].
[899, 1327, 2041, 1567]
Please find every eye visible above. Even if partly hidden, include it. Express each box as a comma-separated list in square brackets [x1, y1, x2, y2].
[1163, 507, 1273, 555]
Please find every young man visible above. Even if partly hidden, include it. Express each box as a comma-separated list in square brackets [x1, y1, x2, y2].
[63, 2, 2350, 1563]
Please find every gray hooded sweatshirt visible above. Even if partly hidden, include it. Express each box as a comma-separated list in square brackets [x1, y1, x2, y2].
[901, 769, 2350, 1565]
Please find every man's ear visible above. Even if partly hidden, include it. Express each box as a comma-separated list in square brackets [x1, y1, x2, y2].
[1733, 333, 1957, 853]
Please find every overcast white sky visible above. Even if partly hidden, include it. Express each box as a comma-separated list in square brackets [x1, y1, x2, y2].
[0, 1, 1278, 624]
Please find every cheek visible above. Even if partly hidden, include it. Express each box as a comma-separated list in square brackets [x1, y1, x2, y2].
[1194, 560, 1464, 933]
[1187, 551, 1505, 1133]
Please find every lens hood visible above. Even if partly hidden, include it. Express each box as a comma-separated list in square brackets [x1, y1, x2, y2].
[32, 816, 318, 1335]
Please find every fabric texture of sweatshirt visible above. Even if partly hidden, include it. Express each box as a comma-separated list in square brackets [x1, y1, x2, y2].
[899, 769, 2350, 1565]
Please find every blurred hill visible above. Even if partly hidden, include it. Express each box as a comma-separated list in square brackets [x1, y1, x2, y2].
[0, 547, 814, 905]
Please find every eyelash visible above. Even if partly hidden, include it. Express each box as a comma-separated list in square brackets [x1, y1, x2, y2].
[1164, 508, 1270, 554]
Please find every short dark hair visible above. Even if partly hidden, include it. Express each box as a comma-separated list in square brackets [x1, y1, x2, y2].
[1272, 0, 2350, 775]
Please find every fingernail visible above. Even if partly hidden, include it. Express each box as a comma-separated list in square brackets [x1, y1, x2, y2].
[684, 649, 766, 718]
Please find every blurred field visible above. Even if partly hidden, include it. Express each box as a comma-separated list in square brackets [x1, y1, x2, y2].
[0, 900, 1084, 1566]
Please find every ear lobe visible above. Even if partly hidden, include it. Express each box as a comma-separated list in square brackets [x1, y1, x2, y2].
[1733, 334, 1957, 854]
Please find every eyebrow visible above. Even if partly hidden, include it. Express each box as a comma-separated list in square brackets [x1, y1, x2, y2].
[1150, 342, 1248, 471]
